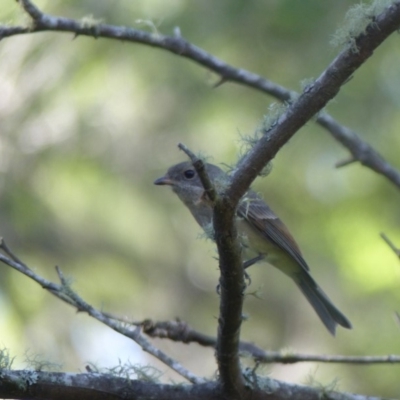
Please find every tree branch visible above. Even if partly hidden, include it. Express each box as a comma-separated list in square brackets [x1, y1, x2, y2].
[228, 2, 400, 204]
[0, 239, 204, 385]
[176, 144, 245, 397]
[320, 112, 400, 188]
[142, 319, 400, 365]
[0, 1, 398, 189]
[1, 2, 399, 398]
[213, 196, 245, 398]
[0, 369, 385, 400]
[2, 240, 395, 400]
[18, 0, 42, 21]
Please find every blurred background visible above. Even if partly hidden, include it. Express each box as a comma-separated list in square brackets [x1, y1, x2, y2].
[1, 0, 400, 397]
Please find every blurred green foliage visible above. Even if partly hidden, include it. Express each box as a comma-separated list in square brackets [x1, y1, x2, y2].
[0, 0, 400, 397]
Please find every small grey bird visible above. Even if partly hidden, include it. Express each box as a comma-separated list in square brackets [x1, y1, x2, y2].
[154, 161, 352, 335]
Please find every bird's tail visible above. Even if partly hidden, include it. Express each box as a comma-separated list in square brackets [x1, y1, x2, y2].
[295, 270, 352, 336]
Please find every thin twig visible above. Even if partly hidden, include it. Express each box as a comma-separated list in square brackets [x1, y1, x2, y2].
[335, 156, 357, 168]
[141, 318, 400, 365]
[0, 237, 27, 265]
[256, 353, 400, 365]
[178, 143, 218, 203]
[18, 0, 43, 21]
[381, 233, 400, 258]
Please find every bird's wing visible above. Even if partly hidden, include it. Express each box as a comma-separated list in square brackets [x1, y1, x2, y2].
[237, 191, 310, 271]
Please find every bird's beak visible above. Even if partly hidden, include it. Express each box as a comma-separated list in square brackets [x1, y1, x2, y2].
[154, 175, 174, 186]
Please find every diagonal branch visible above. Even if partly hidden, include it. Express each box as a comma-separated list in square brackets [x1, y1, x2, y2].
[227, 2, 400, 204]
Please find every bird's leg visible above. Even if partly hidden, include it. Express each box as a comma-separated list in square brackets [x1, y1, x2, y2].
[243, 271, 252, 287]
[242, 254, 264, 287]
[243, 254, 264, 269]
[216, 254, 264, 294]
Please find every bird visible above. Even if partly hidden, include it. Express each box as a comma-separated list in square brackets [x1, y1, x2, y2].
[154, 161, 352, 335]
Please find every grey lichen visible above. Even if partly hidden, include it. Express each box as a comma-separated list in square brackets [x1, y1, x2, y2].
[243, 368, 280, 394]
[80, 14, 103, 29]
[79, 14, 103, 37]
[0, 348, 15, 371]
[331, 0, 394, 51]
[198, 221, 215, 241]
[24, 351, 62, 372]
[262, 102, 289, 132]
[86, 360, 162, 383]
[16, 370, 39, 391]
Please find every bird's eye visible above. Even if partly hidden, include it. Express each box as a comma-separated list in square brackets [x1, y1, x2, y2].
[183, 169, 196, 179]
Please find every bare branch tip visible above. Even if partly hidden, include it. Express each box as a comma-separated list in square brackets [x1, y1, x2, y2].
[395, 312, 400, 327]
[177, 143, 198, 163]
[213, 76, 227, 88]
[18, 0, 43, 21]
[335, 156, 357, 168]
[55, 265, 67, 283]
[173, 26, 181, 38]
[0, 239, 26, 265]
[381, 232, 400, 258]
